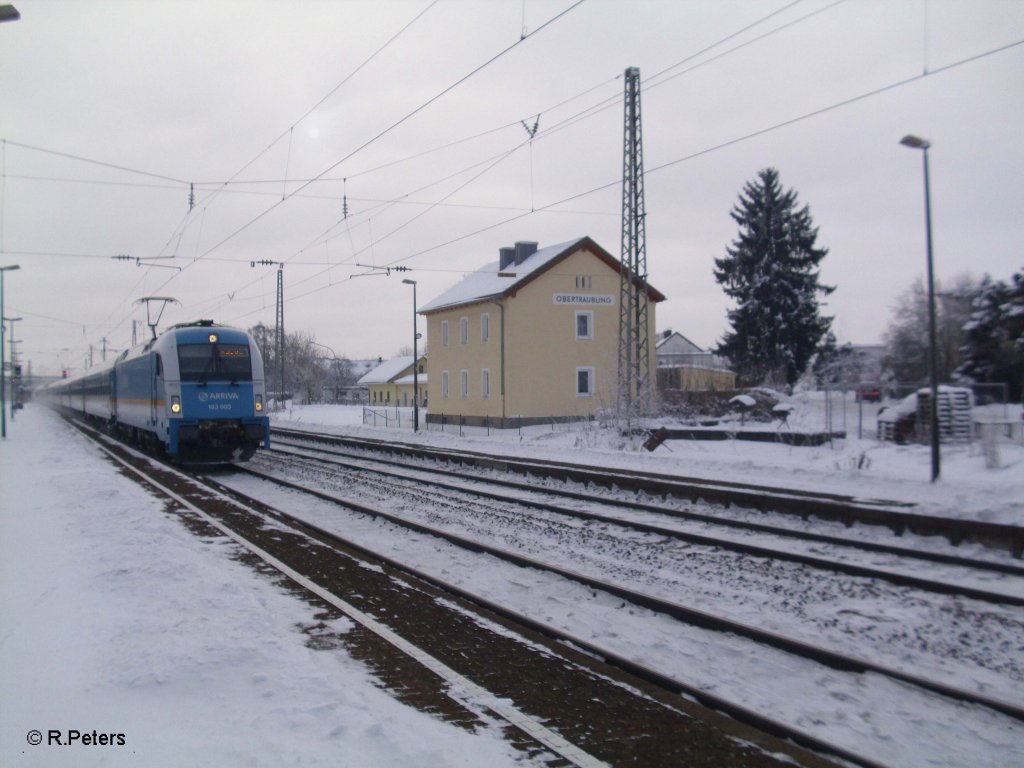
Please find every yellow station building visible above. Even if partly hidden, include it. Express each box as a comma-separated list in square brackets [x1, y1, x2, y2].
[419, 237, 665, 427]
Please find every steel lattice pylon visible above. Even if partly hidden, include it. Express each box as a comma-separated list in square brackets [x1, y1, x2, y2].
[617, 66, 651, 427]
[274, 265, 285, 407]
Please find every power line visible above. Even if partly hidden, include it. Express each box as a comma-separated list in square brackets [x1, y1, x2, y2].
[1, 0, 821, 212]
[374, 34, 1024, 273]
[642, 36, 1024, 179]
[145, 1, 824, 192]
[179, 0, 588, 272]
[90, 1, 446, 347]
[0, 139, 190, 185]
[207, 0, 442, 198]
[1, 249, 124, 260]
[646, 0, 823, 82]
[199, 30, 1024, 336]
[29, 7, 1021, 357]
[141, 0, 590, 326]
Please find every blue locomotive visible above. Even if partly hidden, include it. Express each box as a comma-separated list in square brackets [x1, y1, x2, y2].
[45, 320, 271, 462]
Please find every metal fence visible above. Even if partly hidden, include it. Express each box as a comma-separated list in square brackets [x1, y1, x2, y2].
[362, 407, 601, 440]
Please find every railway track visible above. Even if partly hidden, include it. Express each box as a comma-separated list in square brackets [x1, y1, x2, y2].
[239, 444, 1024, 718]
[65, 418, 844, 768]
[272, 426, 1024, 557]
[209, 445, 1024, 767]
[268, 435, 1024, 604]
[62, 417, 1024, 766]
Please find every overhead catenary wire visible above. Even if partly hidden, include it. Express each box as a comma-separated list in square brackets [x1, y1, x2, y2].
[155, 0, 838, 311]
[178, 0, 443, 221]
[293, 33, 1024, 286]
[0, 0, 825, 233]
[169, 0, 589, 275]
[13, 4, 1020, 360]
[82, 0, 447, 345]
[179, 0, 849, 282]
[134, 0, 591, 328]
[39, 0, 585, 347]
[0, 139, 191, 185]
[152, 22, 1021, 341]
[134, 12, 1024, 335]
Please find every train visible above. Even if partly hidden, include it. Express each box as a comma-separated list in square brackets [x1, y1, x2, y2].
[43, 320, 271, 462]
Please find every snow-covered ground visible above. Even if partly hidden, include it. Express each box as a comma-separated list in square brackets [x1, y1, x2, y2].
[2, 394, 1022, 768]
[0, 406, 538, 768]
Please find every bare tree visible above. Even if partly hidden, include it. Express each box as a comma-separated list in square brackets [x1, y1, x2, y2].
[881, 274, 979, 385]
[250, 326, 329, 404]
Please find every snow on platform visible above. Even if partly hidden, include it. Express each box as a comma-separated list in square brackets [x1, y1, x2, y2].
[0, 406, 533, 768]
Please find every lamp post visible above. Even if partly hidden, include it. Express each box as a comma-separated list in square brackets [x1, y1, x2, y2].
[402, 278, 419, 432]
[900, 134, 940, 482]
[0, 263, 21, 438]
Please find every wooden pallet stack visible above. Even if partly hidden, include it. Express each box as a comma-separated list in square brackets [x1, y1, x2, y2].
[917, 387, 972, 443]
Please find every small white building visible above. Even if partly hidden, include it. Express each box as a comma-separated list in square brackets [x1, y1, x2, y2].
[655, 330, 735, 390]
[358, 355, 427, 408]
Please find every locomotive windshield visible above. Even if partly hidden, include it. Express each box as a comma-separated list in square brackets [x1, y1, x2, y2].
[177, 343, 253, 382]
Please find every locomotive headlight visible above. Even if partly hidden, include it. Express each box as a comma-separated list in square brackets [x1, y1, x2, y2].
[208, 333, 218, 344]
[171, 395, 182, 414]
[255, 394, 264, 412]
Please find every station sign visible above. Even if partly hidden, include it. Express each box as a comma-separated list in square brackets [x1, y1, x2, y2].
[553, 294, 615, 306]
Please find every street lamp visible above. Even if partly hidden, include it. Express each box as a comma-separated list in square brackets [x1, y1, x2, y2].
[309, 341, 341, 403]
[900, 134, 940, 482]
[402, 278, 420, 432]
[0, 263, 21, 439]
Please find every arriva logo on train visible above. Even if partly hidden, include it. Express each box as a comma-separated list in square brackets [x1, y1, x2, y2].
[197, 391, 240, 402]
[552, 294, 615, 306]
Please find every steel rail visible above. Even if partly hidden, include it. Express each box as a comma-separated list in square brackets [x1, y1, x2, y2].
[232, 461, 1024, 725]
[269, 438, 1024, 586]
[63, 419, 609, 768]
[272, 426, 1024, 557]
[198, 469, 886, 768]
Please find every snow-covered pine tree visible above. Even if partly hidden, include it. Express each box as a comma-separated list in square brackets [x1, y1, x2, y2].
[714, 168, 834, 387]
[957, 269, 1024, 401]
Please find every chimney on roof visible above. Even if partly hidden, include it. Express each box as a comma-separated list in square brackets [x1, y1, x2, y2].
[513, 241, 538, 265]
[499, 246, 516, 270]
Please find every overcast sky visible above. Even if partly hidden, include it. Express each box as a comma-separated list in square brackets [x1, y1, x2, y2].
[2, 0, 1022, 376]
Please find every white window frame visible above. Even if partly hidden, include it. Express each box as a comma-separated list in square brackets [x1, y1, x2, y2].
[441, 320, 449, 348]
[481, 312, 490, 343]
[575, 311, 594, 340]
[481, 368, 491, 400]
[441, 370, 449, 400]
[460, 369, 469, 399]
[459, 316, 469, 345]
[576, 367, 595, 397]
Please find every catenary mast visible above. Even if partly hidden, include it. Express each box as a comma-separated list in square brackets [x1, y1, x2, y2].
[617, 66, 651, 428]
[275, 264, 285, 407]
